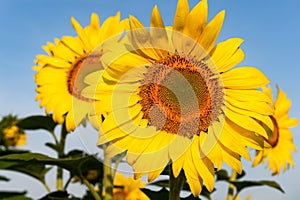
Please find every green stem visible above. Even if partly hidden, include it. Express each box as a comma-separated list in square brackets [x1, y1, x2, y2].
[169, 164, 185, 200]
[42, 181, 51, 193]
[103, 144, 113, 200]
[63, 176, 72, 191]
[112, 152, 125, 180]
[50, 130, 59, 145]
[226, 170, 237, 200]
[82, 177, 101, 200]
[57, 123, 68, 191]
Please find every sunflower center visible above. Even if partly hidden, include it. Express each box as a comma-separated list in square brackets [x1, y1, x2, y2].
[138, 54, 224, 138]
[67, 51, 102, 101]
[265, 116, 279, 147]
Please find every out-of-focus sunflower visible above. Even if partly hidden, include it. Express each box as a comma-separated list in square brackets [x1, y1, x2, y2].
[0, 115, 26, 147]
[83, 0, 272, 195]
[33, 13, 127, 131]
[252, 86, 298, 175]
[113, 173, 149, 200]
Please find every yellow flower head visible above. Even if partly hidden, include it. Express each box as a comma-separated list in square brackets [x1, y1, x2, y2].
[252, 86, 298, 175]
[113, 173, 149, 200]
[33, 12, 127, 131]
[0, 115, 26, 147]
[83, 0, 272, 196]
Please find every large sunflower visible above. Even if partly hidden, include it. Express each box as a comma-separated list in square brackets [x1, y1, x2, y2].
[252, 86, 298, 175]
[83, 0, 273, 195]
[33, 13, 127, 131]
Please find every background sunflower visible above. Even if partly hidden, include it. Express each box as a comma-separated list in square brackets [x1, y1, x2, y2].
[33, 13, 127, 131]
[252, 86, 298, 175]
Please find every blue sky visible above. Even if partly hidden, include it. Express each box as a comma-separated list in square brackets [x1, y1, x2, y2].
[0, 0, 300, 199]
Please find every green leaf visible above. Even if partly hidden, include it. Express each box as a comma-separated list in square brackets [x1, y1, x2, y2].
[16, 115, 57, 132]
[39, 191, 80, 200]
[0, 175, 10, 182]
[0, 161, 50, 183]
[199, 186, 214, 200]
[181, 194, 201, 200]
[1, 196, 32, 200]
[0, 152, 103, 182]
[141, 187, 203, 200]
[236, 170, 246, 180]
[160, 164, 170, 176]
[82, 190, 102, 200]
[45, 142, 60, 152]
[0, 191, 31, 200]
[149, 179, 169, 188]
[0, 153, 50, 183]
[111, 151, 126, 163]
[215, 169, 230, 181]
[0, 149, 29, 157]
[215, 169, 246, 182]
[141, 188, 169, 200]
[149, 178, 214, 199]
[182, 181, 214, 200]
[231, 180, 285, 194]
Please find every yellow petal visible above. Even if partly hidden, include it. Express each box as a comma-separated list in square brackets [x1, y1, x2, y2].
[132, 144, 169, 173]
[61, 36, 85, 55]
[148, 168, 165, 182]
[173, 0, 189, 32]
[219, 143, 242, 174]
[36, 55, 70, 68]
[222, 67, 270, 89]
[219, 125, 251, 160]
[84, 13, 101, 47]
[252, 150, 264, 167]
[210, 38, 245, 72]
[172, 154, 185, 178]
[226, 118, 267, 150]
[150, 5, 169, 56]
[197, 10, 225, 52]
[226, 103, 274, 132]
[201, 133, 223, 170]
[184, 154, 203, 196]
[183, 0, 208, 40]
[227, 97, 273, 116]
[191, 143, 214, 191]
[98, 12, 126, 44]
[168, 135, 191, 161]
[278, 117, 298, 128]
[128, 15, 160, 60]
[225, 109, 268, 138]
[102, 50, 149, 82]
[100, 105, 142, 135]
[226, 89, 272, 104]
[150, 5, 165, 29]
[71, 16, 93, 50]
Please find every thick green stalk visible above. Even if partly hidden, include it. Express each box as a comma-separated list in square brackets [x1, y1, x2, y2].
[226, 170, 237, 200]
[103, 144, 113, 200]
[57, 123, 67, 191]
[169, 164, 185, 200]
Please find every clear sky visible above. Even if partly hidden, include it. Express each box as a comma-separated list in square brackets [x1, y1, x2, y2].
[0, 0, 300, 199]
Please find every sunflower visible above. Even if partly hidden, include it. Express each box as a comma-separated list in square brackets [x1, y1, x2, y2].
[83, 0, 273, 195]
[2, 125, 26, 147]
[33, 12, 127, 131]
[0, 115, 26, 147]
[113, 173, 149, 200]
[252, 86, 298, 175]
